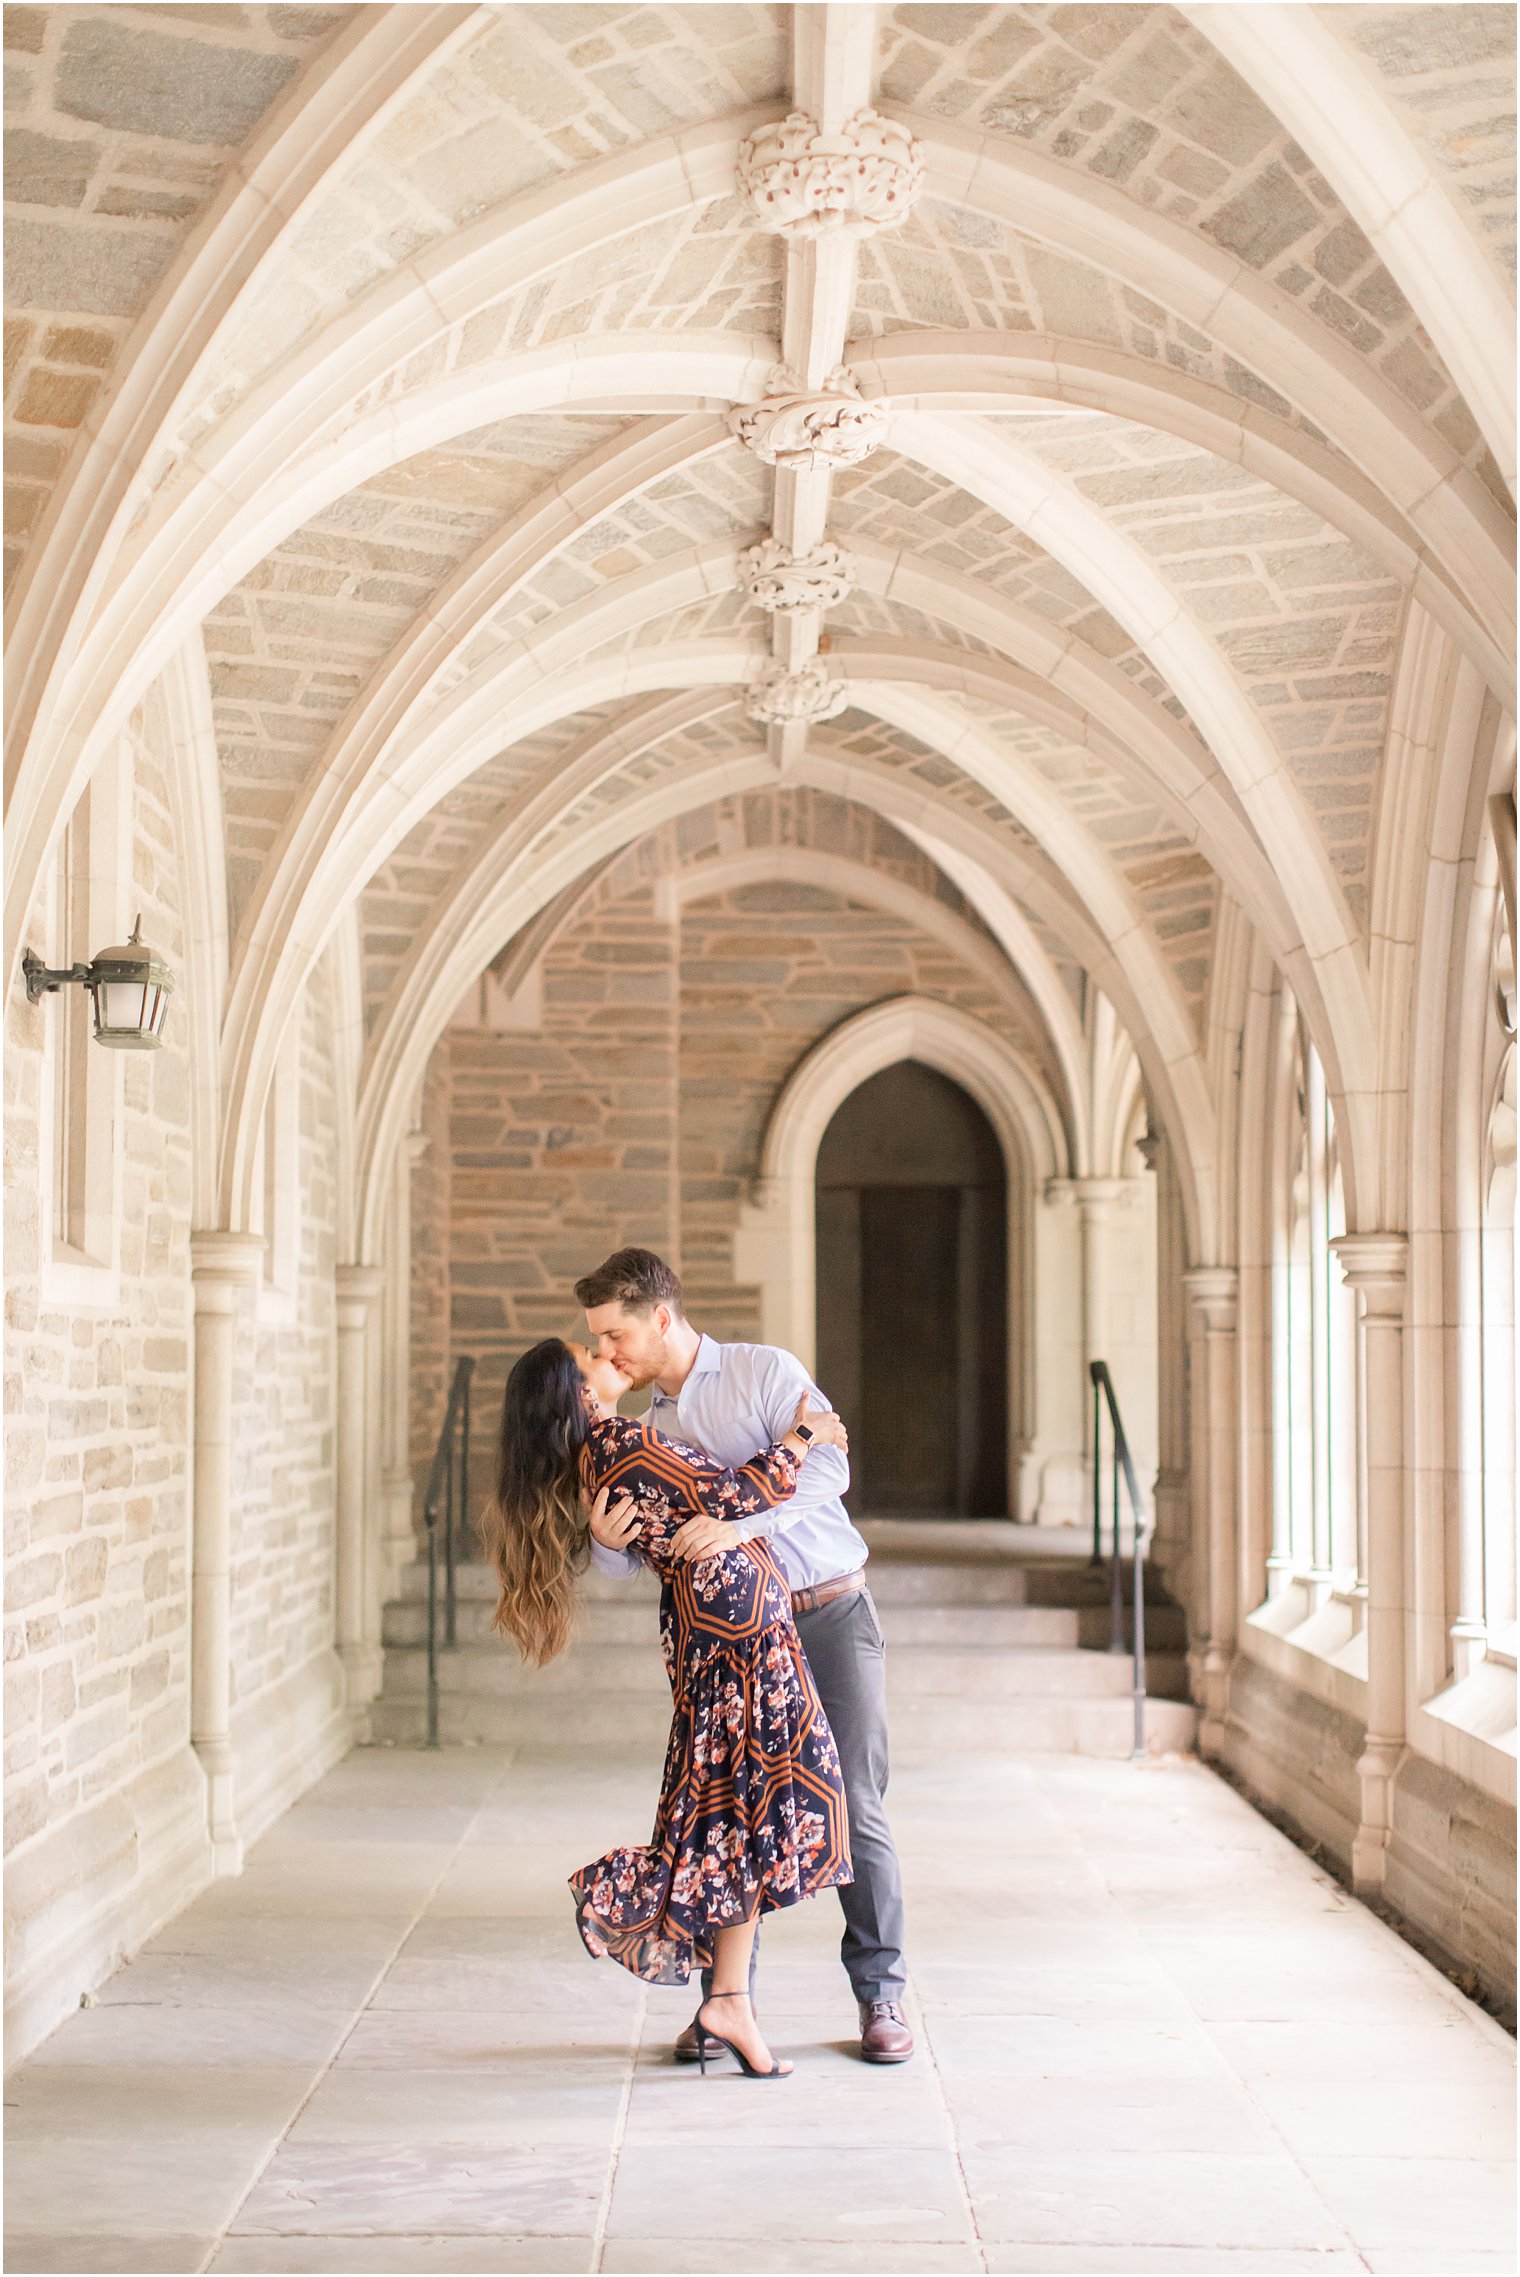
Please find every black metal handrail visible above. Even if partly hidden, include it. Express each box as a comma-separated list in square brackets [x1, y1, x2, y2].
[421, 1356, 474, 1749]
[1088, 1360, 1151, 1760]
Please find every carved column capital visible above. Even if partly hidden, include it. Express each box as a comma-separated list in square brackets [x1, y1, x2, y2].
[1043, 1175, 1136, 1216]
[190, 1229, 264, 1310]
[335, 1262, 386, 1331]
[730, 366, 890, 471]
[1331, 1233, 1407, 1314]
[738, 108, 925, 238]
[1182, 1265, 1239, 1332]
[740, 536, 856, 614]
[745, 661, 850, 727]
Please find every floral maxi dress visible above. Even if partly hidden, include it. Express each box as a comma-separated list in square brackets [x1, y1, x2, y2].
[569, 1412, 853, 1985]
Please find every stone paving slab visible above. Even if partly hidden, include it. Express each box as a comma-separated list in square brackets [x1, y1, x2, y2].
[4, 1744, 1514, 2277]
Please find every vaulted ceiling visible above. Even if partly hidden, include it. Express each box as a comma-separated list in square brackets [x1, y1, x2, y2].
[5, 1, 1514, 1244]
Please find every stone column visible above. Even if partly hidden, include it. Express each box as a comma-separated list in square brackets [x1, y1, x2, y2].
[1182, 1267, 1240, 1755]
[1333, 1234, 1409, 1895]
[379, 1132, 429, 1594]
[1450, 1215, 1489, 1675]
[1151, 1137, 1191, 1589]
[1045, 1176, 1130, 1455]
[335, 1263, 387, 1723]
[190, 1230, 264, 1875]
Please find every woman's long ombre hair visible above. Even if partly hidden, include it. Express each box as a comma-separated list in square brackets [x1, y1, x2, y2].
[480, 1338, 591, 1666]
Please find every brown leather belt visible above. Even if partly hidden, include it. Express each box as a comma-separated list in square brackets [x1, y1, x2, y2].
[791, 1568, 866, 1616]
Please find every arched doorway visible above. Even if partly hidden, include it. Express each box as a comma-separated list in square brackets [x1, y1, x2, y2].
[816, 1060, 1009, 1517]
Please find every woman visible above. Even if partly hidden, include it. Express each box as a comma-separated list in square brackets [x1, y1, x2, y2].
[481, 1336, 853, 2081]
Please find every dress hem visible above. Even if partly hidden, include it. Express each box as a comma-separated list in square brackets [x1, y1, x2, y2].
[569, 1863, 854, 1988]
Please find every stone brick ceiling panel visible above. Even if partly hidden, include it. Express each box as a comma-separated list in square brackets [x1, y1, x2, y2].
[580, 584, 758, 663]
[166, 4, 787, 445]
[3, 2, 353, 593]
[159, 200, 783, 505]
[851, 197, 1326, 453]
[206, 411, 636, 932]
[944, 686, 1220, 1027]
[359, 704, 616, 1030]
[363, 666, 1220, 1058]
[824, 707, 1060, 875]
[821, 701, 1214, 1036]
[533, 715, 757, 860]
[1004, 412, 1406, 909]
[865, 4, 1502, 493]
[1332, 4, 1516, 283]
[579, 580, 1020, 672]
[819, 589, 1009, 670]
[436, 447, 773, 696]
[364, 672, 1203, 1072]
[830, 445, 1151, 671]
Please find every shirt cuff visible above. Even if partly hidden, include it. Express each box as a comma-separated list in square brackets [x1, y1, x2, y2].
[725, 1514, 773, 1544]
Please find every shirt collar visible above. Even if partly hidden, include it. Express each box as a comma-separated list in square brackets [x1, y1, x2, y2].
[651, 1332, 721, 1403]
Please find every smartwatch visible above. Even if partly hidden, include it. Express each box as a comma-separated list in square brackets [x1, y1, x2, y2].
[793, 1421, 815, 1445]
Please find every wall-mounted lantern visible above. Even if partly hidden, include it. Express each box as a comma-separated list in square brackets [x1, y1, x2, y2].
[22, 915, 175, 1049]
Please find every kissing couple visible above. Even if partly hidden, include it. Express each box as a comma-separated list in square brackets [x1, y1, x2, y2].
[478, 1245, 911, 2080]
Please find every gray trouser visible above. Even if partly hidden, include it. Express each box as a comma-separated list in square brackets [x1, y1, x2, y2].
[700, 1584, 908, 2009]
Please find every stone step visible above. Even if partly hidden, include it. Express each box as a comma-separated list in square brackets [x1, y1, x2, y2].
[383, 1598, 658, 1649]
[382, 1644, 669, 1702]
[397, 1558, 1109, 1609]
[388, 1561, 1186, 1640]
[370, 1691, 673, 1750]
[382, 1596, 1100, 1651]
[381, 1636, 1190, 1708]
[886, 1646, 1189, 1701]
[377, 1545, 1196, 1762]
[371, 1684, 1196, 1759]
[890, 1695, 1199, 1758]
[394, 1561, 659, 1607]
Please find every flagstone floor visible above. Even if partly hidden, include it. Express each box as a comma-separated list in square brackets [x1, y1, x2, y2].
[5, 1742, 1514, 2277]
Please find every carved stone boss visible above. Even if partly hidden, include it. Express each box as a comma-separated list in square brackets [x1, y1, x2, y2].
[731, 366, 890, 471]
[746, 661, 851, 727]
[738, 109, 925, 238]
[740, 537, 856, 614]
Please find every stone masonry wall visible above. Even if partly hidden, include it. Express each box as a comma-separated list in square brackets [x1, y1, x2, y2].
[408, 1045, 455, 1503]
[417, 843, 1053, 1460]
[3, 684, 352, 2050]
[444, 881, 679, 1430]
[4, 687, 193, 1883]
[225, 961, 340, 1726]
[678, 879, 1048, 1339]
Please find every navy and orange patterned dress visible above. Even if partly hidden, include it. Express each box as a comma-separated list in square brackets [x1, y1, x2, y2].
[568, 1410, 853, 1985]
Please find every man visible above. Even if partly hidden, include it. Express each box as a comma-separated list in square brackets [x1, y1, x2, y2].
[575, 1245, 913, 2066]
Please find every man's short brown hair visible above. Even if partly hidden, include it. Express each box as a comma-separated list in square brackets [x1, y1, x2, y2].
[574, 1246, 685, 1317]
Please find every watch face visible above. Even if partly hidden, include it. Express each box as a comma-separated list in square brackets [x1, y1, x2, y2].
[795, 1423, 814, 1442]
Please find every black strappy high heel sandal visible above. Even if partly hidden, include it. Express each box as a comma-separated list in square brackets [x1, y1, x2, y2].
[692, 1990, 793, 2079]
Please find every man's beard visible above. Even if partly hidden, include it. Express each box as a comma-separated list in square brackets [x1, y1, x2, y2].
[617, 1337, 668, 1393]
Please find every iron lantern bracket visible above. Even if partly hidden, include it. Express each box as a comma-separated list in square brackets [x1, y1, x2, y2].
[21, 953, 94, 1003]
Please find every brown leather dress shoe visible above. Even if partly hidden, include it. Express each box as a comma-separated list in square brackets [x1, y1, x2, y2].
[859, 1999, 915, 2062]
